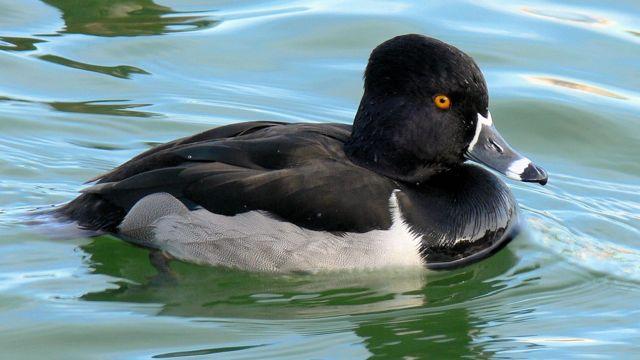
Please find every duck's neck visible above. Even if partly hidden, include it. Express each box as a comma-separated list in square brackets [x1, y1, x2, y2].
[344, 95, 451, 184]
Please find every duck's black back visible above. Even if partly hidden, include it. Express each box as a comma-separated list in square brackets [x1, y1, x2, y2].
[59, 122, 397, 233]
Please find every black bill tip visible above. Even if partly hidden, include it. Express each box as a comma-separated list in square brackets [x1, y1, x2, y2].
[521, 163, 548, 186]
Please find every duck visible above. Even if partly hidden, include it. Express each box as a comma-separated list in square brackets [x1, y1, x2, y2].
[56, 34, 548, 273]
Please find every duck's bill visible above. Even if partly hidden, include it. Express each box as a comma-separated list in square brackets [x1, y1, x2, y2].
[465, 112, 548, 186]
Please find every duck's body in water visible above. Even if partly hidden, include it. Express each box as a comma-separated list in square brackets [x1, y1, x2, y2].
[56, 34, 548, 273]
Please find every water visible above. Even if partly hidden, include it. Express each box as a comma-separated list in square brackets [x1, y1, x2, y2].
[1, 0, 639, 358]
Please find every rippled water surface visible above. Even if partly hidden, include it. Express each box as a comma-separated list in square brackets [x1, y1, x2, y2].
[1, 0, 639, 358]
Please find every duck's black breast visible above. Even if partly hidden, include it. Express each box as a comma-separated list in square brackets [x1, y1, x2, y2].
[396, 164, 519, 268]
[60, 121, 398, 233]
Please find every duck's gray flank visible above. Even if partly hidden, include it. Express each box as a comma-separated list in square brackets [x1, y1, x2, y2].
[119, 191, 423, 272]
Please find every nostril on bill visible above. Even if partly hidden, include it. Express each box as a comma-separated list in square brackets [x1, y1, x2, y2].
[488, 138, 504, 153]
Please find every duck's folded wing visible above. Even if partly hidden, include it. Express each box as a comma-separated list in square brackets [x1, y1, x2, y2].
[82, 160, 395, 233]
[59, 121, 394, 233]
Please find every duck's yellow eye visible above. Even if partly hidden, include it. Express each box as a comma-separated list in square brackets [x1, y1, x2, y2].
[434, 95, 451, 110]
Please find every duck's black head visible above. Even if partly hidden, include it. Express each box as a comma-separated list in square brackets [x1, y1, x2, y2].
[345, 34, 547, 185]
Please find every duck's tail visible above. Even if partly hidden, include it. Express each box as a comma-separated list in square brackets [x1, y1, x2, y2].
[49, 193, 125, 233]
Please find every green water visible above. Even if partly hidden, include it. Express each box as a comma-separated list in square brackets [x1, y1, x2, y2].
[1, 0, 639, 358]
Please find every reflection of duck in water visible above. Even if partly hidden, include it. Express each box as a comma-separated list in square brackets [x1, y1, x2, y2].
[81, 235, 518, 317]
[42, 0, 218, 36]
[80, 236, 518, 357]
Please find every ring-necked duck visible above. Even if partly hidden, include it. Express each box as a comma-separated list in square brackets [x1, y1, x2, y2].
[57, 34, 548, 272]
